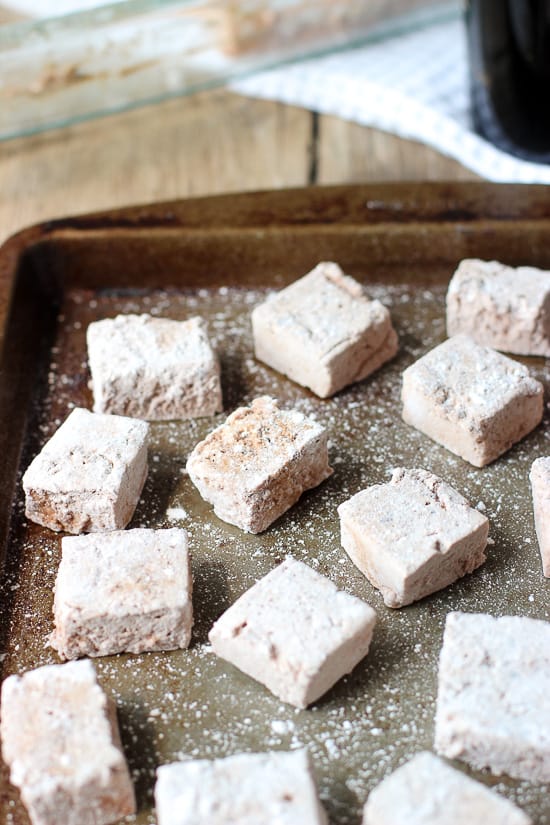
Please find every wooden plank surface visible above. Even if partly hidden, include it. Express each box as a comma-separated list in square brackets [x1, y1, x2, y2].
[0, 88, 475, 247]
[317, 114, 478, 184]
[0, 92, 313, 245]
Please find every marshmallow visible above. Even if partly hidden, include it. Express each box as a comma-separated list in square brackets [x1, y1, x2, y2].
[401, 334, 543, 467]
[338, 468, 488, 608]
[22, 407, 149, 533]
[1, 660, 135, 825]
[209, 557, 376, 708]
[155, 750, 327, 825]
[252, 261, 398, 397]
[50, 527, 192, 659]
[434, 611, 550, 783]
[87, 313, 222, 420]
[446, 258, 550, 356]
[186, 396, 332, 533]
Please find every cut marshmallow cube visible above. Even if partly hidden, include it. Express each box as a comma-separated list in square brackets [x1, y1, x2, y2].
[362, 751, 531, 825]
[49, 527, 192, 659]
[208, 556, 376, 708]
[155, 750, 327, 825]
[446, 258, 550, 356]
[0, 660, 135, 825]
[401, 334, 543, 467]
[338, 468, 489, 608]
[252, 261, 398, 398]
[434, 611, 550, 783]
[87, 314, 222, 420]
[530, 456, 550, 577]
[186, 396, 332, 533]
[22, 407, 149, 533]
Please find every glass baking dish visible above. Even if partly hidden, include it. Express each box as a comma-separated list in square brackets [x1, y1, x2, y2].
[0, 0, 457, 141]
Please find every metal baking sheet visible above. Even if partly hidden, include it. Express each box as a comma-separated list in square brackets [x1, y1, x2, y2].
[0, 183, 549, 824]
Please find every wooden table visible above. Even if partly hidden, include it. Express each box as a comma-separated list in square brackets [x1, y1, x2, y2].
[0, 68, 477, 247]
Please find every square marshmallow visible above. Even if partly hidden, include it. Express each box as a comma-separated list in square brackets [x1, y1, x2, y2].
[401, 334, 543, 467]
[155, 750, 327, 825]
[208, 556, 377, 708]
[434, 611, 550, 783]
[87, 314, 222, 420]
[338, 468, 489, 608]
[22, 407, 149, 533]
[0, 660, 135, 825]
[530, 456, 550, 577]
[186, 396, 332, 533]
[252, 261, 398, 398]
[49, 527, 192, 659]
[446, 258, 550, 356]
[363, 751, 531, 825]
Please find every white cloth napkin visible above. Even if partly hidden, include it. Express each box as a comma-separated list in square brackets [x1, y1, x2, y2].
[232, 11, 550, 184]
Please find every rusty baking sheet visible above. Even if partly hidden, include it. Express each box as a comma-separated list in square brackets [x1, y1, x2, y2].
[0, 182, 550, 825]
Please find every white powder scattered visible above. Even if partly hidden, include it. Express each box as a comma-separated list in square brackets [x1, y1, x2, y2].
[270, 719, 296, 735]
[166, 507, 188, 521]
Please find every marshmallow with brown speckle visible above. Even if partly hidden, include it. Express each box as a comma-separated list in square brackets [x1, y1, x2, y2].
[155, 750, 327, 825]
[22, 407, 149, 533]
[186, 396, 332, 533]
[208, 556, 376, 708]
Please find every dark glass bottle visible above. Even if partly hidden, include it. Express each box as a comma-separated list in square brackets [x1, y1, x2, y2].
[467, 0, 550, 162]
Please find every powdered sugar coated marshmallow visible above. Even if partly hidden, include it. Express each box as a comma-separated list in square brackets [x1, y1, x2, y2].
[434, 611, 550, 783]
[186, 396, 332, 533]
[155, 750, 327, 825]
[446, 258, 550, 356]
[50, 527, 193, 659]
[209, 556, 376, 708]
[362, 751, 531, 825]
[338, 468, 489, 608]
[401, 334, 543, 467]
[252, 261, 398, 398]
[529, 456, 550, 577]
[22, 407, 149, 533]
[0, 660, 135, 825]
[87, 313, 222, 420]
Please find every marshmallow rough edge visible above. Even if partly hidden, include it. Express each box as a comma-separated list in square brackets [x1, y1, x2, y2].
[434, 611, 550, 783]
[22, 407, 149, 533]
[49, 527, 193, 659]
[446, 258, 550, 356]
[0, 660, 135, 825]
[252, 261, 398, 398]
[87, 313, 222, 420]
[186, 396, 332, 533]
[401, 334, 543, 467]
[155, 750, 328, 825]
[338, 468, 489, 608]
[209, 556, 377, 708]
